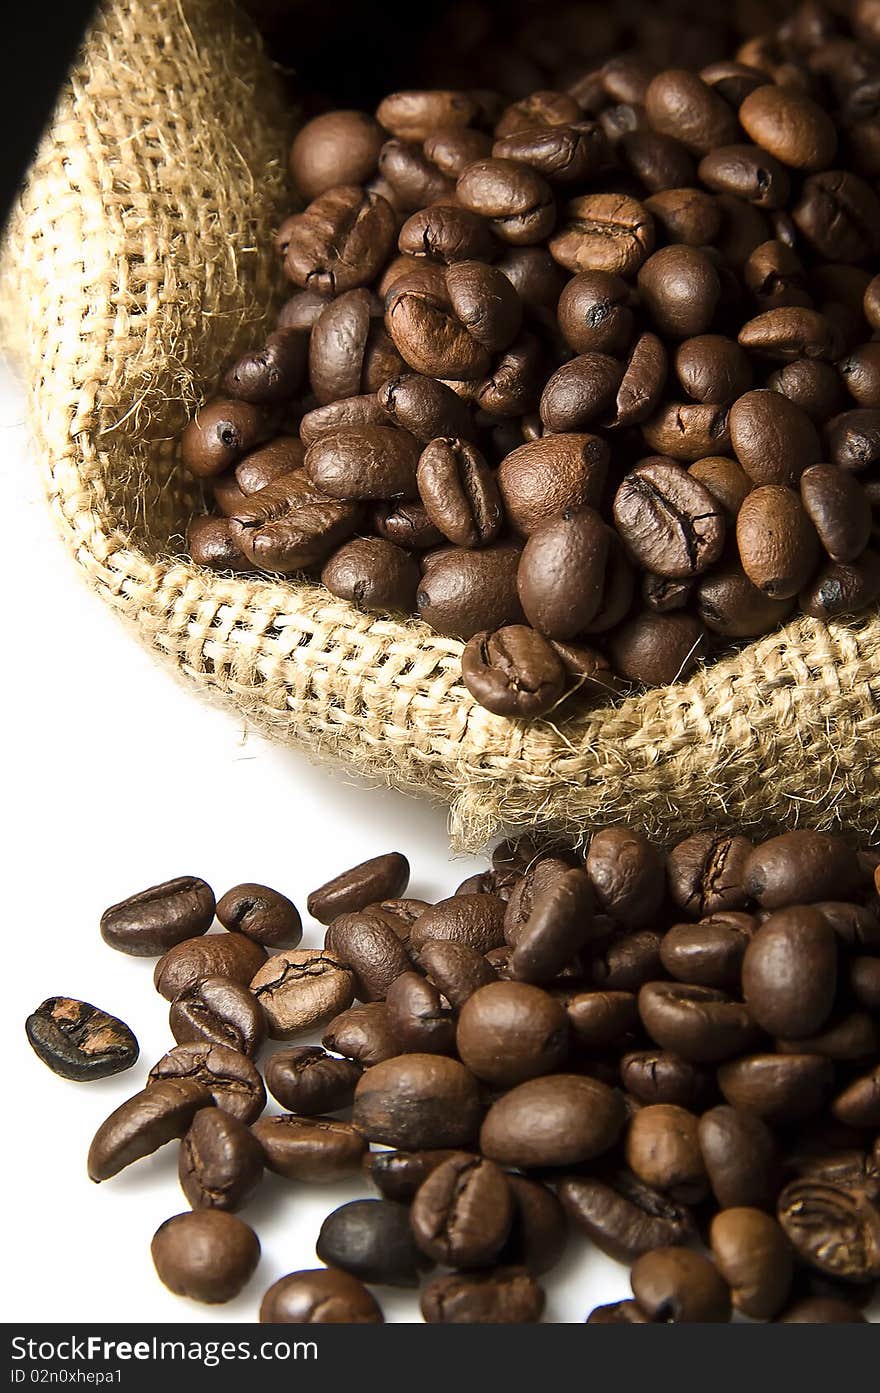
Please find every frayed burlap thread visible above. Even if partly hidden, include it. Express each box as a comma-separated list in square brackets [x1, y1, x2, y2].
[2, 0, 879, 851]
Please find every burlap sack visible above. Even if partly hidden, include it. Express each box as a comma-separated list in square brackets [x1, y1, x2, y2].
[2, 0, 878, 849]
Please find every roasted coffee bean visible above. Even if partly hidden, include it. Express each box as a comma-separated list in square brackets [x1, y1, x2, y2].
[829, 409, 880, 473]
[586, 827, 665, 930]
[851, 956, 880, 1012]
[778, 1176, 880, 1283]
[411, 1154, 513, 1267]
[800, 549, 880, 618]
[409, 893, 507, 954]
[456, 159, 556, 245]
[425, 128, 494, 179]
[767, 358, 845, 422]
[418, 939, 498, 1008]
[744, 831, 863, 908]
[322, 1002, 401, 1066]
[742, 906, 837, 1039]
[228, 471, 361, 573]
[559, 1172, 696, 1263]
[421, 1267, 544, 1324]
[222, 330, 307, 405]
[717, 1053, 834, 1123]
[456, 981, 568, 1087]
[699, 145, 791, 210]
[493, 120, 607, 186]
[324, 908, 414, 1008]
[800, 463, 872, 562]
[642, 574, 692, 611]
[378, 374, 475, 444]
[540, 354, 622, 432]
[619, 128, 695, 193]
[88, 1079, 211, 1182]
[660, 914, 754, 989]
[417, 543, 524, 640]
[213, 436, 304, 514]
[793, 171, 880, 264]
[259, 1268, 383, 1324]
[397, 205, 495, 267]
[215, 883, 301, 949]
[152, 1210, 259, 1304]
[305, 424, 420, 501]
[503, 857, 572, 945]
[252, 1114, 366, 1182]
[496, 91, 582, 137]
[322, 537, 420, 614]
[697, 561, 796, 636]
[379, 140, 455, 213]
[264, 1046, 360, 1115]
[516, 508, 613, 639]
[621, 1051, 707, 1109]
[461, 626, 566, 719]
[149, 1043, 265, 1125]
[317, 1198, 430, 1287]
[638, 247, 721, 339]
[101, 876, 215, 957]
[510, 868, 594, 982]
[179, 1107, 263, 1212]
[417, 438, 502, 547]
[667, 834, 752, 917]
[549, 192, 654, 276]
[630, 1246, 731, 1323]
[729, 389, 821, 485]
[497, 434, 608, 537]
[480, 1073, 625, 1169]
[626, 1104, 708, 1203]
[309, 290, 402, 406]
[688, 465, 753, 525]
[187, 515, 250, 571]
[249, 950, 355, 1039]
[739, 84, 837, 171]
[698, 1104, 779, 1211]
[283, 186, 397, 295]
[300, 395, 389, 446]
[556, 271, 634, 356]
[26, 998, 138, 1082]
[607, 611, 705, 687]
[828, 1063, 879, 1130]
[181, 400, 268, 479]
[366, 1148, 468, 1203]
[645, 185, 720, 245]
[169, 977, 265, 1057]
[373, 499, 444, 549]
[742, 244, 811, 315]
[154, 934, 267, 1003]
[739, 306, 838, 360]
[502, 1176, 568, 1275]
[354, 1053, 481, 1150]
[838, 343, 880, 410]
[289, 110, 384, 199]
[639, 981, 758, 1063]
[645, 70, 740, 155]
[592, 929, 664, 992]
[736, 484, 820, 598]
[613, 458, 726, 579]
[675, 337, 753, 405]
[640, 401, 731, 463]
[386, 971, 455, 1054]
[307, 854, 409, 926]
[378, 90, 479, 142]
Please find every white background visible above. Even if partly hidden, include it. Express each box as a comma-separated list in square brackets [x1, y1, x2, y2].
[1, 362, 636, 1323]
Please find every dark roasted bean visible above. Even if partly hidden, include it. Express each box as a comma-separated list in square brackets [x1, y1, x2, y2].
[101, 877, 215, 957]
[26, 998, 138, 1082]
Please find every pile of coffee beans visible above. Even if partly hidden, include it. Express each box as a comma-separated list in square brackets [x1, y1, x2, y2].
[28, 830, 880, 1321]
[182, 0, 880, 719]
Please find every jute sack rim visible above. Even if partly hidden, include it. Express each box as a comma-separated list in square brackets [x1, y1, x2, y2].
[2, 0, 879, 851]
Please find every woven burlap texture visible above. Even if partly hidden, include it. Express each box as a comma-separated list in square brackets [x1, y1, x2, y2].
[1, 0, 878, 850]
